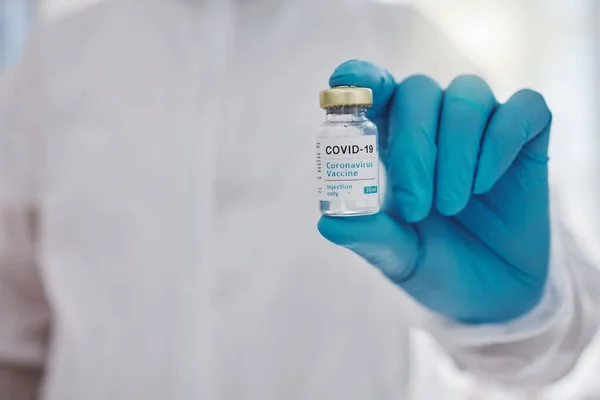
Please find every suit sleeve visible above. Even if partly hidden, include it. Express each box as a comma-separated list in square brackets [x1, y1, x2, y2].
[0, 39, 50, 400]
[419, 193, 600, 388]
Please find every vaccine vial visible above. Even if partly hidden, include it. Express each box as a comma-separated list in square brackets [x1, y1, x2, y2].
[317, 86, 380, 216]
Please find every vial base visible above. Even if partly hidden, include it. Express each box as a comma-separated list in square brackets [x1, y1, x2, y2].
[320, 199, 380, 217]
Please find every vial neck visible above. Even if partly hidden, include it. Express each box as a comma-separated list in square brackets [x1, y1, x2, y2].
[326, 106, 369, 122]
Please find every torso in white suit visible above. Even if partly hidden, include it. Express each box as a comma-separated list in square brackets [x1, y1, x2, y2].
[1, 1, 599, 399]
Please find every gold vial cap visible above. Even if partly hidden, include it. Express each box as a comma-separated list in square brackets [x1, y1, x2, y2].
[319, 86, 373, 109]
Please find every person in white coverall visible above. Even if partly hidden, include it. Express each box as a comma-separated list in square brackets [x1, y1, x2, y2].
[0, 0, 599, 399]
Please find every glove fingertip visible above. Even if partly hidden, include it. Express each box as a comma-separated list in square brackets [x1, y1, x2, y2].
[472, 183, 488, 195]
[435, 200, 464, 217]
[473, 172, 495, 195]
[317, 213, 382, 245]
[328, 60, 396, 115]
[318, 214, 421, 286]
[399, 207, 428, 223]
[392, 186, 431, 223]
[329, 60, 380, 85]
[317, 216, 342, 244]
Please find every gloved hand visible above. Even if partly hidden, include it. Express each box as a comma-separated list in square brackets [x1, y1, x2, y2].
[318, 60, 552, 324]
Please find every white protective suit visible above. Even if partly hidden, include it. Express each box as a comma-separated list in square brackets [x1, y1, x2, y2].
[0, 0, 599, 399]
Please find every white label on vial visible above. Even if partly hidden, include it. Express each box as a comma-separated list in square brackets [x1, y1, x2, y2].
[316, 136, 379, 201]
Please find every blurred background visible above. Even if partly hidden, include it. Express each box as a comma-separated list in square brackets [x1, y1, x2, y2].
[1, 0, 598, 398]
[2, 0, 596, 248]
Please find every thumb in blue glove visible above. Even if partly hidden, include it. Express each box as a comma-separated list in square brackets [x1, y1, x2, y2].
[319, 60, 551, 324]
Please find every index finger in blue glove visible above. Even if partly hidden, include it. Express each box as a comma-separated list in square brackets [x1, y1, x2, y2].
[329, 60, 396, 118]
[473, 89, 552, 194]
[318, 213, 420, 284]
[329, 60, 396, 153]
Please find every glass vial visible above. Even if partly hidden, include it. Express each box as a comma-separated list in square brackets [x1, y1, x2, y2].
[317, 86, 380, 216]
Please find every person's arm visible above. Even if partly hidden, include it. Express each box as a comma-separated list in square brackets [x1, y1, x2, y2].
[317, 60, 600, 388]
[421, 200, 600, 387]
[0, 39, 50, 400]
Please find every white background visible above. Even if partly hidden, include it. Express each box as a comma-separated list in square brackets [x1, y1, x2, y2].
[34, 0, 600, 246]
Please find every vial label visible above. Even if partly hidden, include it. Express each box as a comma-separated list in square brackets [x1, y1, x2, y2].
[316, 136, 379, 201]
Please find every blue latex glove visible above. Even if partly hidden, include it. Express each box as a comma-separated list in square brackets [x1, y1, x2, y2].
[318, 60, 552, 324]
